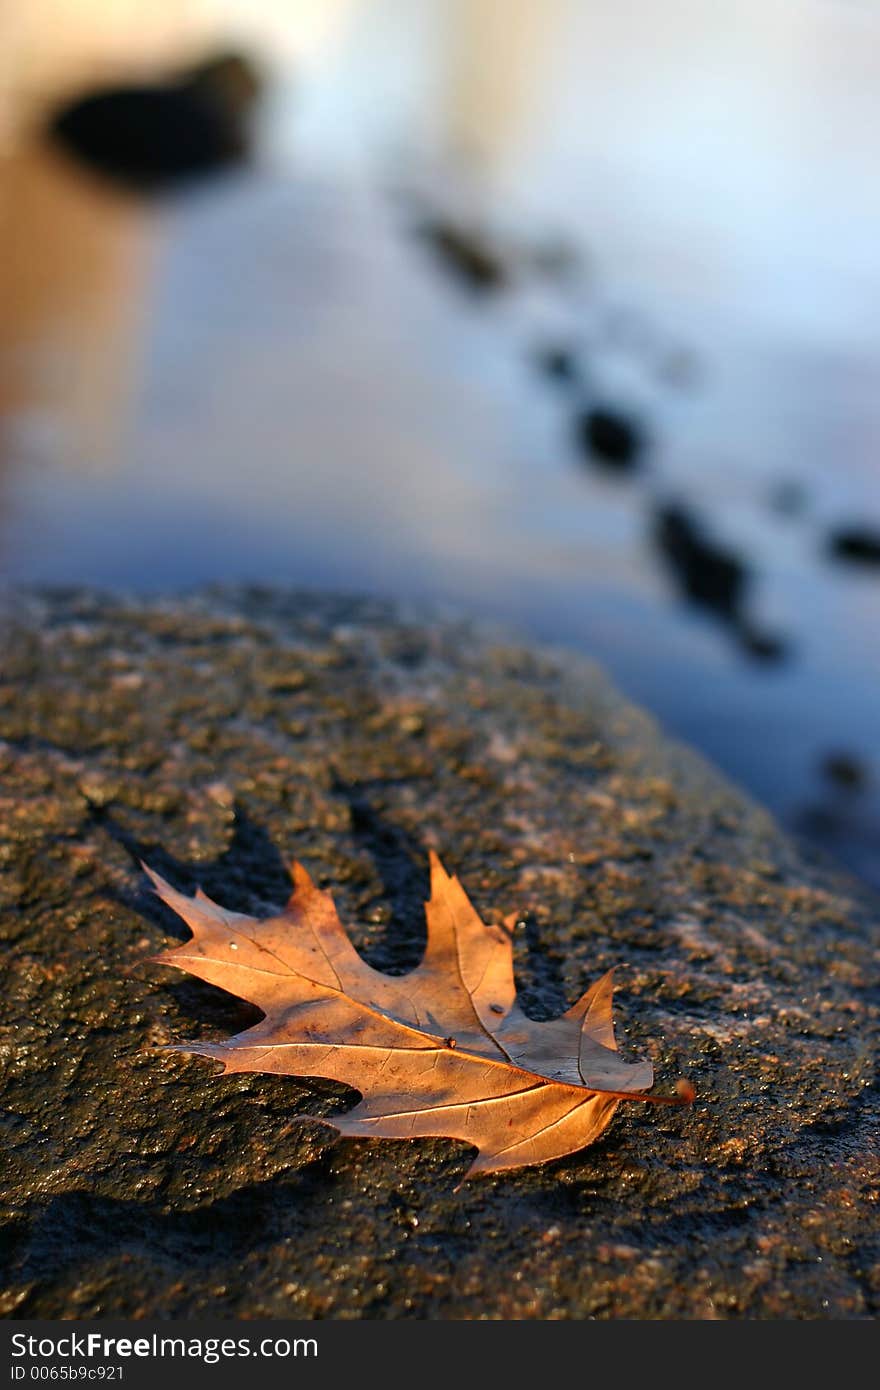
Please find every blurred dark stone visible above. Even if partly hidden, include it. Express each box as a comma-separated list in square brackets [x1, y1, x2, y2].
[535, 346, 580, 385]
[827, 527, 880, 567]
[654, 505, 746, 619]
[654, 507, 793, 665]
[821, 753, 868, 792]
[48, 50, 263, 191]
[576, 407, 644, 471]
[184, 52, 263, 112]
[417, 221, 507, 292]
[735, 624, 788, 664]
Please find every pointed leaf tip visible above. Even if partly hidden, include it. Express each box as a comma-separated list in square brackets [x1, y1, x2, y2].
[141, 862, 181, 901]
[141, 860, 161, 888]
[289, 859, 316, 890]
[426, 849, 456, 902]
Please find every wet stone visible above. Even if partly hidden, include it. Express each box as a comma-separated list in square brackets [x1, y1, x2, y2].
[654, 504, 746, 619]
[416, 220, 507, 293]
[0, 587, 877, 1319]
[827, 527, 880, 567]
[534, 346, 580, 386]
[821, 753, 868, 793]
[576, 407, 644, 471]
[48, 50, 263, 192]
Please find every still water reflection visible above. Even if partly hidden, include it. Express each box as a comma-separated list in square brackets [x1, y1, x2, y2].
[2, 93, 879, 889]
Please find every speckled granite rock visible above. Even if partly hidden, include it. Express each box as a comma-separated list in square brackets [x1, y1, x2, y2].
[0, 588, 877, 1319]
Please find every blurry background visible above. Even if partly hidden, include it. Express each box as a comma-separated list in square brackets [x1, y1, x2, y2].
[2, 0, 879, 887]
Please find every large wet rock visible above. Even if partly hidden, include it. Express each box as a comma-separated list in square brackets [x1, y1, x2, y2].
[0, 588, 877, 1319]
[48, 51, 263, 191]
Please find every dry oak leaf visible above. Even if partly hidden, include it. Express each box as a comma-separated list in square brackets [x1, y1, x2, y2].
[146, 852, 691, 1177]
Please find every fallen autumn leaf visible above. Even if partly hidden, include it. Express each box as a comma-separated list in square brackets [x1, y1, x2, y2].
[146, 851, 692, 1177]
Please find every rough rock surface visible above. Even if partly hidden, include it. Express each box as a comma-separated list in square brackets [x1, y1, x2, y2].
[0, 587, 877, 1319]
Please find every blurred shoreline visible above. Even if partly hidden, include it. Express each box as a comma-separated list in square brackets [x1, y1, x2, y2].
[2, 1, 879, 888]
